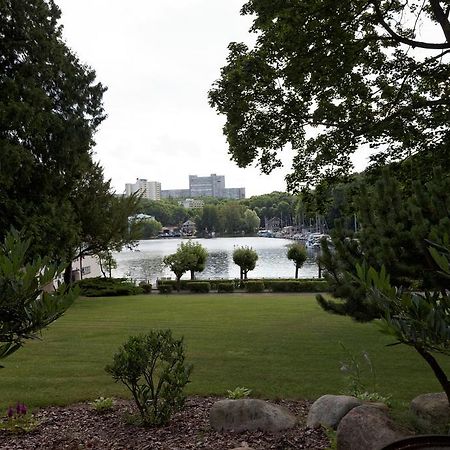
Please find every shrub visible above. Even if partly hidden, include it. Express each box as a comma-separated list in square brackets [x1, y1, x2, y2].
[227, 386, 252, 399]
[245, 281, 265, 293]
[158, 284, 173, 294]
[91, 397, 114, 413]
[105, 330, 192, 427]
[0, 403, 38, 433]
[218, 283, 234, 293]
[187, 282, 210, 293]
[139, 282, 152, 294]
[270, 280, 329, 292]
[77, 277, 143, 297]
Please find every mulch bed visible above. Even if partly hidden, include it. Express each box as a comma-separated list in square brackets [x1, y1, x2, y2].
[0, 397, 329, 450]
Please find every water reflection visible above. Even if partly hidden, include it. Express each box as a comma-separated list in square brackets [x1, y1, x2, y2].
[113, 237, 320, 283]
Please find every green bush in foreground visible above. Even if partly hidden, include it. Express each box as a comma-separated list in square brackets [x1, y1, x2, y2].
[187, 282, 210, 293]
[245, 281, 265, 293]
[106, 330, 192, 427]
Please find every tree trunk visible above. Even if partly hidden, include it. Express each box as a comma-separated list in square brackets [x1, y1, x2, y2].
[63, 262, 72, 286]
[190, 270, 195, 280]
[240, 267, 243, 280]
[176, 276, 181, 292]
[244, 270, 248, 280]
[415, 345, 450, 404]
[295, 266, 299, 279]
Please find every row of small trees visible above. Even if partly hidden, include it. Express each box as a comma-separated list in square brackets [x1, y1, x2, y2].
[162, 241, 308, 285]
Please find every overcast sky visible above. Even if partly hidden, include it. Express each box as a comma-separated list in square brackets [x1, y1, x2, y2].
[54, 0, 296, 197]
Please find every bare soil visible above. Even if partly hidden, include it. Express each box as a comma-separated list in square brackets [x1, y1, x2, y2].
[0, 397, 329, 450]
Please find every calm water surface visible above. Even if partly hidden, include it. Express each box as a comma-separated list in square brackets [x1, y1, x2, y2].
[113, 237, 320, 284]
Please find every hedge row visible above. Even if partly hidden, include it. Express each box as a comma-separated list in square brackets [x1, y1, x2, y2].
[157, 278, 328, 291]
[77, 277, 144, 297]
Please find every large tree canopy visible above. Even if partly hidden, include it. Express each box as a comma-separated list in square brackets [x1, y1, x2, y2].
[0, 0, 107, 259]
[209, 0, 450, 188]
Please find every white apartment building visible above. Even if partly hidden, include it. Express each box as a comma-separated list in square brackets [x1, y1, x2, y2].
[125, 179, 161, 200]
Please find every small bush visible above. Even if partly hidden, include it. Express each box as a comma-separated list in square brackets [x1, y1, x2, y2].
[91, 397, 114, 413]
[139, 282, 152, 293]
[77, 277, 143, 297]
[158, 284, 173, 294]
[245, 281, 265, 293]
[227, 386, 252, 399]
[187, 282, 210, 293]
[105, 330, 192, 427]
[218, 283, 234, 293]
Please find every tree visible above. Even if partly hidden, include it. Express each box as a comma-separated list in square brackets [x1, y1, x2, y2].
[209, 0, 450, 189]
[195, 205, 220, 236]
[243, 209, 260, 234]
[0, 0, 107, 259]
[180, 241, 208, 280]
[163, 241, 208, 286]
[287, 243, 307, 279]
[317, 170, 450, 321]
[139, 218, 163, 239]
[163, 253, 190, 290]
[97, 251, 117, 278]
[0, 230, 76, 366]
[355, 240, 450, 403]
[233, 246, 258, 280]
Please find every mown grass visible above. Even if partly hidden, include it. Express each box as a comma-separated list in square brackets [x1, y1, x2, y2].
[1, 294, 448, 411]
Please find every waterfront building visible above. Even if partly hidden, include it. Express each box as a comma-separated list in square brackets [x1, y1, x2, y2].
[125, 179, 161, 200]
[180, 198, 204, 209]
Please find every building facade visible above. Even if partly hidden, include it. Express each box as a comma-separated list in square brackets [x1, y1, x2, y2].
[125, 179, 161, 200]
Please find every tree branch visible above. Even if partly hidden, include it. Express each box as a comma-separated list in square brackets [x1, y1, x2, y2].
[371, 0, 450, 49]
[429, 0, 450, 43]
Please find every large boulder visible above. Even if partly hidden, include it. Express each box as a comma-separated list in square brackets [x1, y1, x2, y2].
[336, 405, 408, 450]
[209, 399, 297, 432]
[410, 392, 450, 427]
[307, 395, 362, 429]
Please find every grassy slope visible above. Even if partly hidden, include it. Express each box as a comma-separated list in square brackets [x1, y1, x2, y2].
[1, 294, 447, 410]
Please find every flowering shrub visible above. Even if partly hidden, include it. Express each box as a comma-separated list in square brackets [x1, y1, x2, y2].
[0, 403, 38, 433]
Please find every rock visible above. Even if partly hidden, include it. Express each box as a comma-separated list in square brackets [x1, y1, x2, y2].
[336, 404, 408, 450]
[209, 399, 297, 432]
[307, 394, 362, 429]
[410, 392, 450, 426]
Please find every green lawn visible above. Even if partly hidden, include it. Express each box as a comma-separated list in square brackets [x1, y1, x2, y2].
[1, 293, 447, 411]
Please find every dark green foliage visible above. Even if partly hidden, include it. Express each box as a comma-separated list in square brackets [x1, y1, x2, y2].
[105, 330, 192, 426]
[139, 219, 163, 239]
[318, 171, 450, 322]
[355, 241, 450, 402]
[77, 277, 143, 297]
[139, 282, 152, 294]
[244, 281, 265, 293]
[209, 0, 450, 189]
[186, 282, 210, 293]
[270, 280, 329, 293]
[0, 0, 104, 260]
[233, 247, 258, 280]
[217, 283, 235, 293]
[0, 230, 76, 365]
[158, 285, 173, 294]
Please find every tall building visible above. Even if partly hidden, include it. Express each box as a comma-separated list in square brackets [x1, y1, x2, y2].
[125, 179, 161, 200]
[189, 174, 225, 198]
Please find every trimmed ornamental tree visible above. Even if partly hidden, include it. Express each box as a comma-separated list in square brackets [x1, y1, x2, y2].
[287, 243, 307, 279]
[0, 230, 77, 366]
[233, 246, 258, 280]
[180, 241, 208, 280]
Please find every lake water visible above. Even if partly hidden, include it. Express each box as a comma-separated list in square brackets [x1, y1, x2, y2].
[113, 237, 320, 284]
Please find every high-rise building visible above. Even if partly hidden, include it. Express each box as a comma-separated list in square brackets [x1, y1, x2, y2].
[125, 179, 161, 200]
[189, 174, 225, 198]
